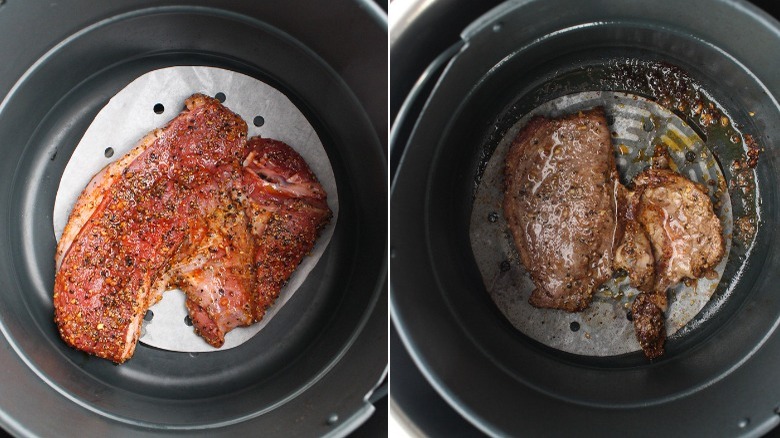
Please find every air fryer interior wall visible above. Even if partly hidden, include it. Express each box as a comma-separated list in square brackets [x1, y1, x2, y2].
[0, 1, 387, 435]
[391, 0, 779, 435]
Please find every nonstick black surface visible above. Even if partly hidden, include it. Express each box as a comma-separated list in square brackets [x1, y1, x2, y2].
[0, 1, 387, 436]
[391, 0, 780, 435]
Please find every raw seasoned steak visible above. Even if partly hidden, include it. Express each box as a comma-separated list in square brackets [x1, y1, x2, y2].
[163, 183, 257, 348]
[503, 108, 622, 312]
[54, 94, 332, 362]
[54, 94, 249, 362]
[242, 137, 333, 321]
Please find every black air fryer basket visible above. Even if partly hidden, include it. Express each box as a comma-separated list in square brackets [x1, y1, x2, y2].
[391, 0, 780, 436]
[0, 1, 387, 435]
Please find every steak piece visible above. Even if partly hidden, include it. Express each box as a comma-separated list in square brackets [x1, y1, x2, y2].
[164, 184, 257, 348]
[54, 94, 249, 362]
[55, 95, 332, 363]
[242, 137, 332, 321]
[633, 170, 725, 291]
[621, 147, 725, 359]
[503, 108, 622, 312]
[614, 214, 655, 292]
[503, 106, 725, 360]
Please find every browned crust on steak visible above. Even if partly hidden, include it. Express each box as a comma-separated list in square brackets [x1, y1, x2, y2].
[625, 147, 725, 359]
[503, 108, 622, 312]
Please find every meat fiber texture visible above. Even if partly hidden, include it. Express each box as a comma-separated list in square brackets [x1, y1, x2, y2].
[53, 67, 338, 358]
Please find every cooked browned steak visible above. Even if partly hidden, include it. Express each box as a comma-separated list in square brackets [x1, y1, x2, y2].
[503, 108, 622, 312]
[503, 107, 725, 360]
[632, 168, 725, 291]
[622, 147, 725, 359]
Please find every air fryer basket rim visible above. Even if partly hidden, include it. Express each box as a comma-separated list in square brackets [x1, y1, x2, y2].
[0, 1, 387, 436]
[391, 0, 780, 435]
